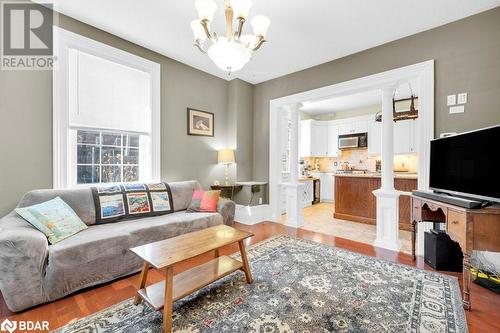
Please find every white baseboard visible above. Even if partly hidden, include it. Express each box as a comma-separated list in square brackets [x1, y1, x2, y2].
[235, 204, 270, 225]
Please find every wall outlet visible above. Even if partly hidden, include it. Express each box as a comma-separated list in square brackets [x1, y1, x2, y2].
[457, 93, 468, 104]
[447, 94, 457, 106]
[449, 105, 465, 114]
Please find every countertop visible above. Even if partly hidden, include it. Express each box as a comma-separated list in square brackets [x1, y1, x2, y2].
[299, 177, 319, 181]
[334, 172, 418, 180]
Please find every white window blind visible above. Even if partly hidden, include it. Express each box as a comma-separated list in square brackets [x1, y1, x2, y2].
[68, 49, 152, 133]
[54, 27, 160, 189]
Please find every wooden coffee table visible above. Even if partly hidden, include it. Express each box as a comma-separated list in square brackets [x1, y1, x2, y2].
[130, 225, 254, 332]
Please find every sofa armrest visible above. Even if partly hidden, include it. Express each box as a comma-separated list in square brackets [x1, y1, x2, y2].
[217, 198, 235, 226]
[0, 213, 49, 312]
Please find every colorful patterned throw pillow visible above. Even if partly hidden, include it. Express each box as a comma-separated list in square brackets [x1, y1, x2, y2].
[187, 190, 221, 213]
[15, 197, 88, 244]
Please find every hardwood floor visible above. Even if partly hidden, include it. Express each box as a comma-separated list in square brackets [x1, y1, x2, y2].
[1, 221, 499, 332]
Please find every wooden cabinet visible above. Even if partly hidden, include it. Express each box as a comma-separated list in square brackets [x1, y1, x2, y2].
[411, 196, 500, 310]
[334, 176, 378, 224]
[395, 178, 419, 230]
[334, 176, 417, 230]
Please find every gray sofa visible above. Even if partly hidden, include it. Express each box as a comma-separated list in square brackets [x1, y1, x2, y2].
[0, 181, 235, 312]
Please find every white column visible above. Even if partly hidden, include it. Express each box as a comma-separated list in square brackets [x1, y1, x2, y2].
[373, 85, 401, 252]
[289, 106, 299, 184]
[284, 105, 304, 227]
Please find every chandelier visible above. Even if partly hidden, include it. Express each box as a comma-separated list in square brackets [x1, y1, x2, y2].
[191, 0, 270, 74]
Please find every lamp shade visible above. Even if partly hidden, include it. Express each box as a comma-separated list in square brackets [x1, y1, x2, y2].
[195, 0, 217, 21]
[251, 15, 270, 38]
[207, 37, 252, 72]
[231, 0, 252, 20]
[218, 149, 235, 164]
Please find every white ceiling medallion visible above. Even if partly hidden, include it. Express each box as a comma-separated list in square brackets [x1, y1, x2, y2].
[191, 0, 270, 75]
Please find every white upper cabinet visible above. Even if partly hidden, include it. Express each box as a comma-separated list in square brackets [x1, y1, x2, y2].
[327, 124, 339, 157]
[300, 120, 312, 157]
[301, 120, 339, 157]
[338, 120, 368, 135]
[301, 116, 374, 158]
[368, 119, 382, 155]
[367, 118, 419, 155]
[311, 122, 329, 157]
[394, 120, 412, 154]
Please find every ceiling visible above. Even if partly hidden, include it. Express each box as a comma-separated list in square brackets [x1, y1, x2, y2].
[300, 80, 418, 115]
[43, 0, 500, 84]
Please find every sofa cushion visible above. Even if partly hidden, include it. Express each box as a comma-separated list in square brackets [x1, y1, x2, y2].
[125, 210, 223, 246]
[15, 197, 88, 244]
[169, 181, 202, 211]
[187, 190, 221, 212]
[18, 188, 96, 226]
[44, 210, 223, 299]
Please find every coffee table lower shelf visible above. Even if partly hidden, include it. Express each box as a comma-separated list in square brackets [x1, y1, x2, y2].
[137, 255, 243, 311]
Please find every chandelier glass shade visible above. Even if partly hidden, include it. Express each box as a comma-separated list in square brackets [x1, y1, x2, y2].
[191, 0, 270, 74]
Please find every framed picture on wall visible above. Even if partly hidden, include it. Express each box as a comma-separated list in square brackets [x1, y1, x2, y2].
[187, 108, 214, 137]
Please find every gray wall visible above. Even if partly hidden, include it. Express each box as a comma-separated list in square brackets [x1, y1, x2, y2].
[252, 7, 500, 182]
[227, 79, 254, 182]
[0, 12, 232, 216]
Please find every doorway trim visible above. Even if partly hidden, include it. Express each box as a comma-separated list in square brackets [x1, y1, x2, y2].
[268, 60, 434, 253]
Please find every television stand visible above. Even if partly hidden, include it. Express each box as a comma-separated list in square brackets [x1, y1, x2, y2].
[411, 195, 500, 310]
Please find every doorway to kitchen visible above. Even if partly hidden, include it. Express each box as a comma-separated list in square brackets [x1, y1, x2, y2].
[269, 60, 434, 255]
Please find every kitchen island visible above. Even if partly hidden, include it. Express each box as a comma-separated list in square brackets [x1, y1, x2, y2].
[334, 173, 417, 230]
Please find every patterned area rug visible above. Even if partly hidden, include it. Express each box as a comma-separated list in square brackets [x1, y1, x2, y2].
[53, 236, 467, 333]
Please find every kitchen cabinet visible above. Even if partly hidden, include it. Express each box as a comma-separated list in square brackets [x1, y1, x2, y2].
[301, 179, 314, 207]
[368, 120, 381, 155]
[322, 173, 335, 202]
[300, 120, 339, 157]
[367, 118, 419, 155]
[334, 175, 417, 230]
[311, 172, 335, 202]
[338, 120, 368, 135]
[311, 122, 328, 156]
[327, 125, 339, 157]
[300, 120, 312, 157]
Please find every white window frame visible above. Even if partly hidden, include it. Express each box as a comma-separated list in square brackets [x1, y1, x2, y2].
[53, 27, 160, 189]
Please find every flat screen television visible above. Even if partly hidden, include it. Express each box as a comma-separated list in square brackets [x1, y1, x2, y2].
[429, 125, 500, 203]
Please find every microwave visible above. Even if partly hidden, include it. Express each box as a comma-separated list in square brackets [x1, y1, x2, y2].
[338, 133, 368, 150]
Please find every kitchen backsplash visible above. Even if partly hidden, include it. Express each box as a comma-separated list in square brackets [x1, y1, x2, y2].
[304, 151, 418, 173]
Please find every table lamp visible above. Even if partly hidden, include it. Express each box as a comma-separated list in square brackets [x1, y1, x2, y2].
[218, 149, 235, 185]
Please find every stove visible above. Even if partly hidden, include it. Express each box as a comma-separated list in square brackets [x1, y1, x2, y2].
[335, 170, 367, 175]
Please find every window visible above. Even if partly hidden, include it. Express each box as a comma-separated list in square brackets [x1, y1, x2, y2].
[53, 28, 160, 188]
[76, 130, 142, 184]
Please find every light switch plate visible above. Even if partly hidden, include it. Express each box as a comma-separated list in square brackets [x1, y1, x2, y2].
[449, 105, 465, 114]
[447, 95, 457, 106]
[457, 93, 468, 104]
